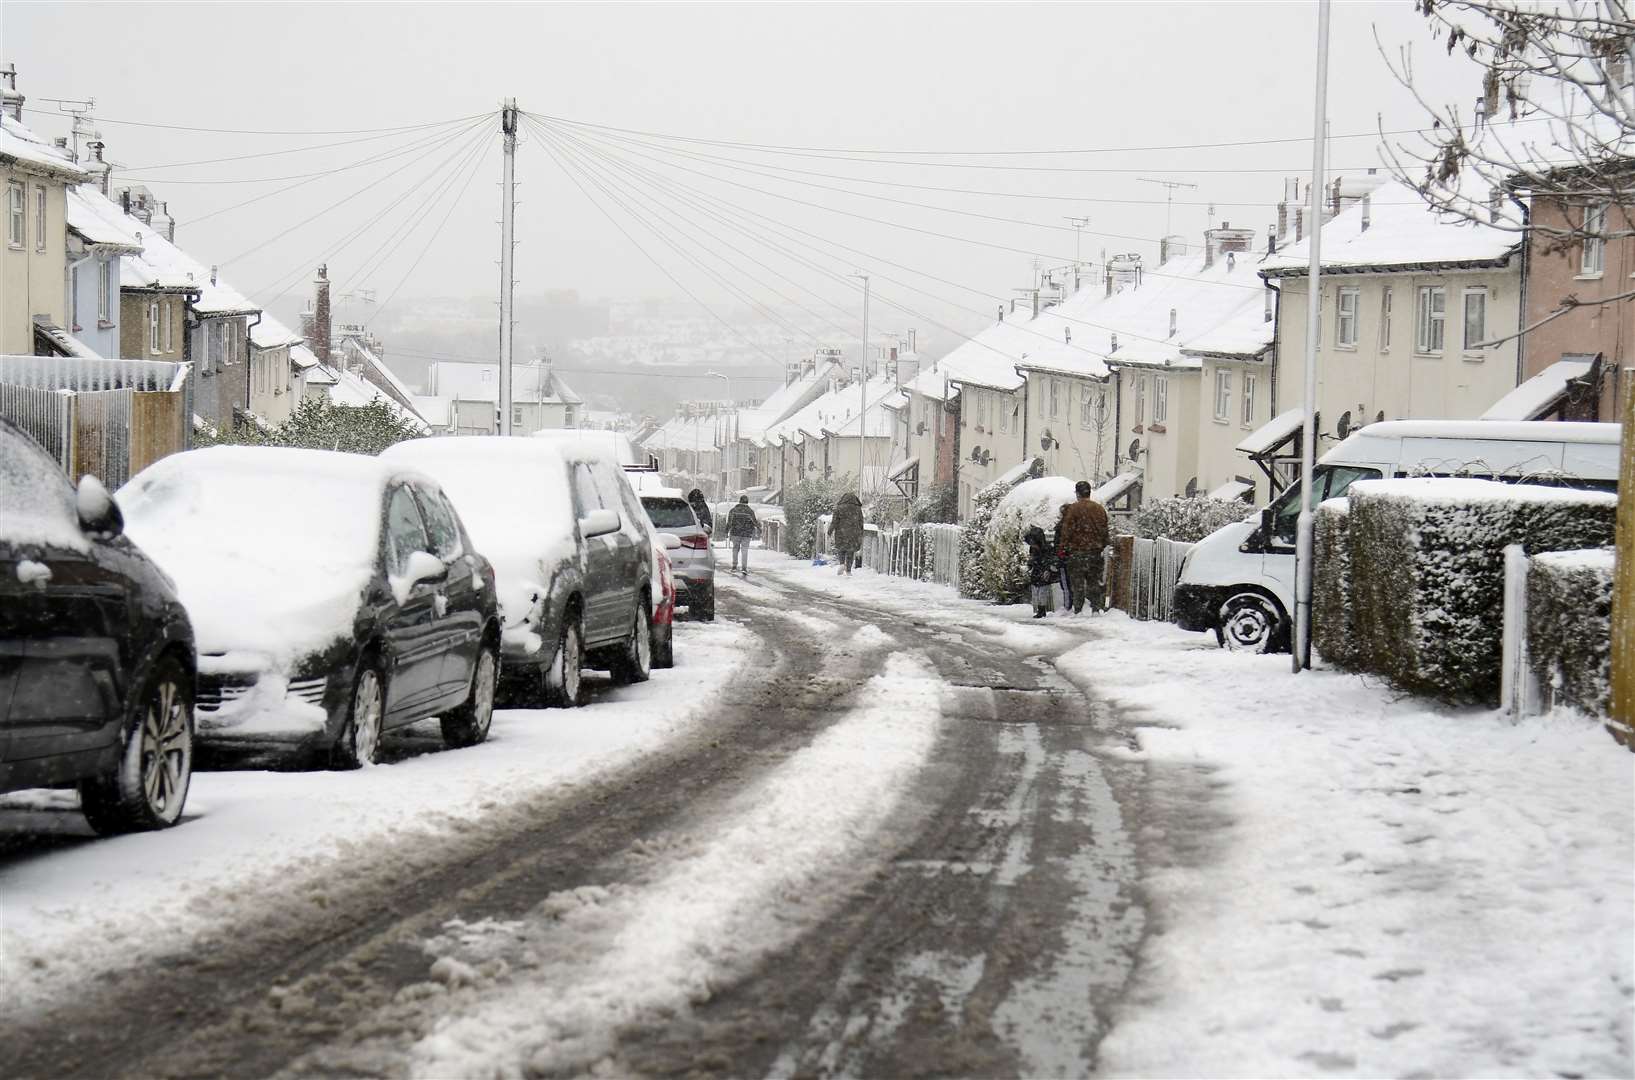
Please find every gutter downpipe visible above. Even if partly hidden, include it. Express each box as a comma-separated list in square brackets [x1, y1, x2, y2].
[245, 311, 262, 424]
[1294, 0, 1332, 674]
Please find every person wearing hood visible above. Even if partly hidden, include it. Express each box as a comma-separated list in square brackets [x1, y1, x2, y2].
[828, 491, 865, 575]
[725, 495, 759, 575]
[686, 489, 714, 535]
[1025, 525, 1058, 618]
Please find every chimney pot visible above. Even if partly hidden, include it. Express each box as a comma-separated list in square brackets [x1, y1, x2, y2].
[1268, 225, 1278, 255]
[1168, 308, 1177, 337]
[1064, 326, 1071, 344]
[1361, 193, 1372, 232]
[1295, 207, 1305, 242]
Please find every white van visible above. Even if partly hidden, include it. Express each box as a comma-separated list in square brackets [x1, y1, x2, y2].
[1173, 420, 1622, 652]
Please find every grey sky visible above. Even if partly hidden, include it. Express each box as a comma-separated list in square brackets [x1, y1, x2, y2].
[2, 2, 1480, 348]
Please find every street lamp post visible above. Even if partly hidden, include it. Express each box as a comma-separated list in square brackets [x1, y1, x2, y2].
[708, 370, 731, 499]
[851, 272, 870, 498]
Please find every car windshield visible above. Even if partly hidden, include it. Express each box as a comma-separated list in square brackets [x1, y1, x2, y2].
[643, 497, 697, 529]
[0, 426, 85, 552]
[1270, 465, 1382, 545]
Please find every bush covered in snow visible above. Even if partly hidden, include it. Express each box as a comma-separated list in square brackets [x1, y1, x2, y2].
[910, 481, 958, 525]
[1135, 496, 1253, 543]
[1312, 498, 1358, 669]
[195, 397, 424, 457]
[982, 476, 1079, 603]
[958, 459, 1043, 599]
[781, 476, 847, 559]
[1528, 548, 1615, 718]
[1346, 479, 1617, 706]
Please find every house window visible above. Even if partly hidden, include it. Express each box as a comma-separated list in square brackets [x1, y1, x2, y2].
[1154, 375, 1169, 424]
[162, 303, 173, 352]
[1336, 287, 1359, 347]
[148, 302, 160, 354]
[33, 185, 45, 253]
[1079, 385, 1095, 429]
[1582, 202, 1607, 275]
[70, 265, 80, 328]
[97, 259, 112, 322]
[511, 404, 524, 427]
[1049, 378, 1061, 419]
[7, 181, 23, 247]
[1242, 372, 1257, 427]
[999, 396, 1010, 433]
[1379, 288, 1393, 351]
[1463, 288, 1487, 351]
[1133, 375, 1146, 425]
[1415, 286, 1446, 353]
[1214, 369, 1232, 421]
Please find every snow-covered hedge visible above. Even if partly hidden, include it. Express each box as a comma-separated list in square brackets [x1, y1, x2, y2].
[1135, 496, 1253, 543]
[1346, 479, 1617, 705]
[982, 476, 1079, 603]
[1528, 547, 1616, 718]
[958, 459, 1043, 599]
[1311, 498, 1358, 670]
[782, 477, 846, 559]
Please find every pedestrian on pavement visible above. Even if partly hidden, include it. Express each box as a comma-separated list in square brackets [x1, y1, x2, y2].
[686, 488, 714, 535]
[1057, 480, 1110, 614]
[726, 495, 759, 575]
[1025, 526, 1057, 619]
[828, 491, 865, 576]
[1053, 503, 1074, 612]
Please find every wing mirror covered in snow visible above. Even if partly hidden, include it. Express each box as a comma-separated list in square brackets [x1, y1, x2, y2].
[658, 532, 683, 551]
[404, 550, 448, 586]
[77, 475, 123, 538]
[579, 508, 622, 539]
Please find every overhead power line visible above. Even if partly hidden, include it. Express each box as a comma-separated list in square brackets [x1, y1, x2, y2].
[22, 106, 494, 137]
[122, 115, 484, 171]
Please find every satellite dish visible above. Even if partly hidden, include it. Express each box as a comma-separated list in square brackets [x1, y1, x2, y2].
[1375, 410, 1385, 424]
[980, 450, 992, 466]
[1040, 427, 1056, 451]
[1128, 437, 1142, 460]
[1184, 476, 1198, 497]
[970, 445, 982, 462]
[1336, 410, 1353, 439]
[915, 421, 926, 436]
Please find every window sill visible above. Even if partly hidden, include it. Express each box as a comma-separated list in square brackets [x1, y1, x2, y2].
[1148, 422, 1167, 434]
[1333, 343, 1358, 352]
[1575, 272, 1605, 281]
[1413, 351, 1444, 359]
[97, 320, 115, 330]
[1212, 415, 1231, 425]
[1461, 352, 1486, 362]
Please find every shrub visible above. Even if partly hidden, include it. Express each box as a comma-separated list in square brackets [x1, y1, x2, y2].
[1135, 496, 1253, 543]
[782, 476, 846, 559]
[1346, 478, 1617, 706]
[1528, 548, 1615, 718]
[195, 397, 423, 456]
[911, 481, 958, 525]
[958, 459, 1043, 599]
[1311, 498, 1357, 669]
[984, 476, 1079, 603]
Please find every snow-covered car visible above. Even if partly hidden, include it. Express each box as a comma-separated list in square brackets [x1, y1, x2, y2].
[118, 447, 502, 766]
[631, 478, 714, 620]
[0, 420, 196, 834]
[380, 437, 658, 705]
[650, 533, 678, 669]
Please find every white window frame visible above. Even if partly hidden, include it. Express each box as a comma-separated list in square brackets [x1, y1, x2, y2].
[148, 302, 160, 354]
[1049, 378, 1061, 419]
[7, 181, 23, 248]
[1462, 287, 1488, 352]
[1242, 371, 1257, 428]
[1335, 286, 1359, 348]
[70, 264, 80, 329]
[1154, 375, 1169, 424]
[97, 259, 112, 323]
[1379, 287, 1393, 351]
[1133, 374, 1146, 426]
[1213, 369, 1232, 422]
[999, 394, 1010, 433]
[33, 185, 46, 253]
[1416, 286, 1446, 354]
[1079, 385, 1094, 429]
[1582, 202, 1607, 276]
[162, 302, 173, 353]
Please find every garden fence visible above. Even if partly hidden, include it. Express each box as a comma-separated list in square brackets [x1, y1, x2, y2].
[1111, 535, 1195, 622]
[809, 514, 961, 590]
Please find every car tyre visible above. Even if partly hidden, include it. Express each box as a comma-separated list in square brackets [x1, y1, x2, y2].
[442, 643, 499, 748]
[80, 657, 194, 835]
[1217, 592, 1285, 654]
[333, 658, 386, 768]
[654, 620, 675, 669]
[692, 584, 715, 622]
[611, 600, 653, 685]
[544, 614, 584, 708]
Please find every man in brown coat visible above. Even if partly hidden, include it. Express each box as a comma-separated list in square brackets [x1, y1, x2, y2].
[1057, 480, 1110, 614]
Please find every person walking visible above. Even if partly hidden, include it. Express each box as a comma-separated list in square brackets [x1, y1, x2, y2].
[686, 488, 714, 536]
[726, 495, 759, 575]
[829, 491, 865, 576]
[1053, 503, 1074, 612]
[1057, 480, 1110, 614]
[1025, 526, 1058, 619]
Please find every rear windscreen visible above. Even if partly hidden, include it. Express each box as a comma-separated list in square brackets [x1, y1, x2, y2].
[643, 498, 697, 528]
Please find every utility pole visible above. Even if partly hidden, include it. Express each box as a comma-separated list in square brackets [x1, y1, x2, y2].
[1063, 216, 1089, 265]
[498, 99, 518, 436]
[1137, 178, 1199, 240]
[1293, 0, 1332, 673]
[853, 272, 870, 498]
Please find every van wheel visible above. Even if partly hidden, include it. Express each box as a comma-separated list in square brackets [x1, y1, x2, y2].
[545, 615, 584, 708]
[1218, 593, 1284, 654]
[80, 658, 193, 835]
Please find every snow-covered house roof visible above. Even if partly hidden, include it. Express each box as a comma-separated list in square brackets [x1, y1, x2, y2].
[65, 186, 144, 253]
[121, 224, 260, 316]
[424, 360, 582, 406]
[248, 310, 303, 350]
[1480, 357, 1597, 421]
[336, 333, 425, 421]
[324, 363, 429, 433]
[0, 112, 88, 181]
[733, 358, 845, 441]
[412, 395, 452, 428]
[1259, 178, 1521, 278]
[762, 373, 901, 446]
[302, 360, 336, 386]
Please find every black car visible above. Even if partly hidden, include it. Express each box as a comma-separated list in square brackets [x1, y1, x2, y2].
[117, 446, 503, 767]
[0, 420, 196, 833]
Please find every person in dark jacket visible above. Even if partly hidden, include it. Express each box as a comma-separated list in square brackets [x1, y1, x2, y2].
[1025, 525, 1057, 618]
[1053, 503, 1074, 612]
[1057, 480, 1110, 614]
[828, 491, 866, 575]
[686, 489, 714, 535]
[725, 495, 759, 575]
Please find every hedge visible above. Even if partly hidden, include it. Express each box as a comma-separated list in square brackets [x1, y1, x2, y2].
[1346, 479, 1617, 706]
[957, 458, 1043, 599]
[1135, 496, 1254, 543]
[1311, 498, 1357, 670]
[1528, 548, 1616, 718]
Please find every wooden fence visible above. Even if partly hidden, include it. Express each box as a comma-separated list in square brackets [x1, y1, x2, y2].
[1108, 534, 1195, 621]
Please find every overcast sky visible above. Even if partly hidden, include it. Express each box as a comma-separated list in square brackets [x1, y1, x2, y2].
[2, 2, 1482, 348]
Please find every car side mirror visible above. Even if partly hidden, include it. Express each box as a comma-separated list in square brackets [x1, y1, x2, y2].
[405, 550, 448, 586]
[579, 508, 621, 538]
[77, 475, 124, 538]
[658, 532, 683, 551]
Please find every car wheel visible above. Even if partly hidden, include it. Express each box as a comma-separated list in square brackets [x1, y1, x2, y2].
[611, 601, 653, 685]
[80, 657, 193, 835]
[692, 584, 715, 622]
[442, 643, 498, 748]
[1218, 592, 1285, 654]
[654, 620, 675, 669]
[544, 614, 584, 708]
[333, 659, 386, 768]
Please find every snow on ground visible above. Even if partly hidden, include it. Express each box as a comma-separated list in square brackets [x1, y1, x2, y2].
[0, 620, 752, 1018]
[748, 547, 1634, 1078]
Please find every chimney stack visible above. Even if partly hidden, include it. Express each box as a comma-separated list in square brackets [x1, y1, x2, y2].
[1361, 193, 1372, 232]
[313, 264, 332, 363]
[1295, 207, 1305, 243]
[1488, 186, 1503, 224]
[0, 63, 23, 121]
[998, 304, 1005, 322]
[1268, 225, 1277, 255]
[1168, 308, 1177, 337]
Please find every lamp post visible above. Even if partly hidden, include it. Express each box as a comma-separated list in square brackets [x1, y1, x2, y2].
[852, 272, 870, 497]
[708, 370, 731, 499]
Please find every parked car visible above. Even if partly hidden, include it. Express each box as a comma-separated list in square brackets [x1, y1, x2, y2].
[532, 428, 655, 468]
[650, 533, 679, 669]
[0, 420, 196, 833]
[118, 446, 501, 766]
[1175, 419, 1624, 653]
[381, 437, 657, 705]
[630, 478, 715, 620]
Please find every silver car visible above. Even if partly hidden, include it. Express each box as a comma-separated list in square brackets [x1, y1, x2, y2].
[634, 483, 715, 621]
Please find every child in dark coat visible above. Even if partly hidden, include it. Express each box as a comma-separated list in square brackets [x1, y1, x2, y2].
[1024, 526, 1057, 619]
